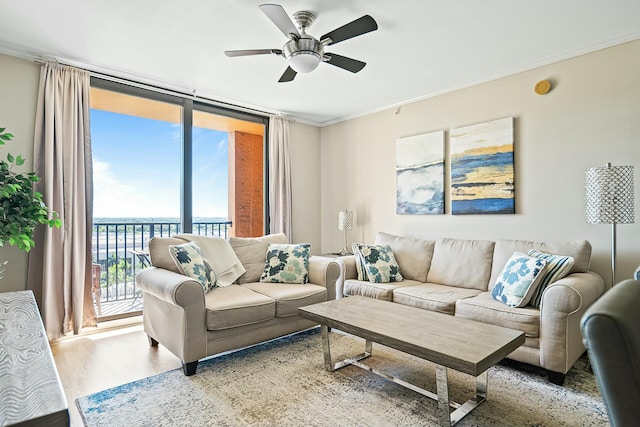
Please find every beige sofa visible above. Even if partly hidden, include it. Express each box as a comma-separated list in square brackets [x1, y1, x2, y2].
[136, 233, 341, 375]
[342, 232, 606, 385]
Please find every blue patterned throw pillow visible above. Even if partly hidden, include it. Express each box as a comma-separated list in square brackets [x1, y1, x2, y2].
[360, 244, 403, 283]
[169, 241, 216, 293]
[527, 249, 575, 308]
[491, 252, 547, 307]
[260, 243, 311, 284]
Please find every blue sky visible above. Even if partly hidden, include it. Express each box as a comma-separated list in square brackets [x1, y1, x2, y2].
[90, 109, 229, 219]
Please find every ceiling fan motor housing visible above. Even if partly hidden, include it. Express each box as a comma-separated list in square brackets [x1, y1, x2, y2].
[284, 37, 323, 73]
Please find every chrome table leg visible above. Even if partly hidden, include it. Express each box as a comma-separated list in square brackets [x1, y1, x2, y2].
[436, 366, 451, 426]
[321, 326, 372, 372]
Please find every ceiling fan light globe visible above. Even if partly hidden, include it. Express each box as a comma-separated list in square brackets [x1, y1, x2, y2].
[288, 52, 321, 73]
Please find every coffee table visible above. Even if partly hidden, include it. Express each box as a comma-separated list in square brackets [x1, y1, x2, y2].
[298, 296, 525, 426]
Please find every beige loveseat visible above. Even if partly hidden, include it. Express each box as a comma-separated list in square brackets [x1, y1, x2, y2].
[136, 233, 341, 375]
[342, 232, 606, 385]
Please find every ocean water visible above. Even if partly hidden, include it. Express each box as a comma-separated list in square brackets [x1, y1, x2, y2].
[452, 198, 514, 215]
[451, 151, 514, 214]
[396, 163, 444, 214]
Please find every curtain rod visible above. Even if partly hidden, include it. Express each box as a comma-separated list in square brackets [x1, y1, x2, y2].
[32, 57, 284, 119]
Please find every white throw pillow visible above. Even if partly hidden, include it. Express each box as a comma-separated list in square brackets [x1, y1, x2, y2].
[491, 252, 547, 307]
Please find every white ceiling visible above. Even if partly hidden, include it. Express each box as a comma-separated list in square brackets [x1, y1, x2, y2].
[1, 0, 639, 125]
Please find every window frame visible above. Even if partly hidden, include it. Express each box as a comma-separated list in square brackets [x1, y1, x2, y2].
[90, 77, 270, 234]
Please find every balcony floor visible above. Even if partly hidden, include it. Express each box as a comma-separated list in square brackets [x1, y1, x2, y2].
[96, 297, 143, 318]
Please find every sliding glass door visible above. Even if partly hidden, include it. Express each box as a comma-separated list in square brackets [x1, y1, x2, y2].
[89, 78, 266, 320]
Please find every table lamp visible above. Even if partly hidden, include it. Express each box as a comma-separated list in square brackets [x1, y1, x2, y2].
[338, 209, 353, 256]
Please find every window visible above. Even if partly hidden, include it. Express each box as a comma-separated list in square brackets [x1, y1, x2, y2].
[89, 78, 267, 319]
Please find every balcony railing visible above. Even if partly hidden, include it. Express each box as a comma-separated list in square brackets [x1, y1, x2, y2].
[92, 220, 232, 315]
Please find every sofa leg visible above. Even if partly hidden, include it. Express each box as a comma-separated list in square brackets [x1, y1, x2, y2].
[182, 361, 198, 376]
[148, 335, 159, 347]
[548, 371, 566, 385]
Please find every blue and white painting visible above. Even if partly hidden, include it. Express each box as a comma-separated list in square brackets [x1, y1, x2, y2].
[450, 117, 514, 215]
[396, 130, 444, 215]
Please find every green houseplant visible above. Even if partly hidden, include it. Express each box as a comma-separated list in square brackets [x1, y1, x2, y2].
[0, 127, 61, 253]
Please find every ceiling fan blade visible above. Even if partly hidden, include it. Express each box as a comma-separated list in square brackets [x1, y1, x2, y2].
[259, 4, 300, 39]
[324, 53, 366, 73]
[278, 66, 297, 82]
[225, 49, 282, 57]
[321, 15, 378, 45]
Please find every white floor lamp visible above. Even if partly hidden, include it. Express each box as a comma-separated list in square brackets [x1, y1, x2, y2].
[338, 209, 353, 256]
[585, 163, 635, 286]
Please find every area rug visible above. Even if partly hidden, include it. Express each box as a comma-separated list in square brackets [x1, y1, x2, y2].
[76, 328, 609, 426]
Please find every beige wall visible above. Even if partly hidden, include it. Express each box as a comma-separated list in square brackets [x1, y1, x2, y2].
[290, 121, 322, 253]
[0, 54, 41, 292]
[320, 40, 640, 286]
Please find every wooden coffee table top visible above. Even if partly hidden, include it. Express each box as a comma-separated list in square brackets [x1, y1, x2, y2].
[299, 296, 525, 376]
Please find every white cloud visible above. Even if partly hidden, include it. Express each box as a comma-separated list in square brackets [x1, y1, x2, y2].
[93, 160, 179, 218]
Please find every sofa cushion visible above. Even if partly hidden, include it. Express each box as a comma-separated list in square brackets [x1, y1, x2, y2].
[374, 232, 435, 282]
[455, 292, 540, 338]
[243, 282, 326, 317]
[343, 279, 420, 301]
[359, 244, 404, 283]
[427, 238, 495, 290]
[260, 243, 310, 284]
[230, 233, 288, 284]
[491, 252, 547, 308]
[204, 285, 275, 330]
[149, 236, 189, 273]
[393, 283, 482, 315]
[527, 249, 575, 308]
[168, 241, 217, 293]
[489, 239, 591, 289]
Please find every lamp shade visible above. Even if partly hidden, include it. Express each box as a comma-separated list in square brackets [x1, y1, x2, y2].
[338, 210, 353, 231]
[288, 52, 321, 73]
[585, 164, 635, 224]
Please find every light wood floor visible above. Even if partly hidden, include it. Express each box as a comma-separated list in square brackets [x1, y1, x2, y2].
[50, 318, 181, 427]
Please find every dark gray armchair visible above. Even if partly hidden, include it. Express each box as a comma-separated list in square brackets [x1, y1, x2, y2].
[581, 278, 640, 427]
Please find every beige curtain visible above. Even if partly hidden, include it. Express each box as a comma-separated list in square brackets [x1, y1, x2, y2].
[268, 116, 292, 240]
[28, 62, 95, 339]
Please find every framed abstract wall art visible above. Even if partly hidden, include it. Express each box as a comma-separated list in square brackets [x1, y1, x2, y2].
[396, 130, 444, 215]
[450, 117, 514, 214]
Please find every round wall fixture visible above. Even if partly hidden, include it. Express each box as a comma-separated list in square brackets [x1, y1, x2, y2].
[534, 79, 552, 95]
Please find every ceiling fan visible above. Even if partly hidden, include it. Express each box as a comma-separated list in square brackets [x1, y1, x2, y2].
[224, 4, 378, 82]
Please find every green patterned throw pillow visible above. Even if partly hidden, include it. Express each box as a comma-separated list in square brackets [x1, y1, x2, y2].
[168, 241, 216, 293]
[527, 249, 575, 308]
[260, 243, 311, 284]
[360, 244, 403, 283]
[491, 252, 547, 307]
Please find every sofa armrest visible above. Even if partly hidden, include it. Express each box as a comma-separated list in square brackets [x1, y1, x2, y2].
[341, 255, 357, 280]
[539, 271, 605, 373]
[136, 267, 207, 364]
[308, 256, 341, 301]
[136, 267, 205, 308]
